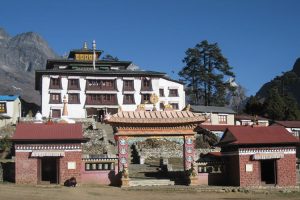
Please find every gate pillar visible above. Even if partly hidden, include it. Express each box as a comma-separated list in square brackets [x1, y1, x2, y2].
[183, 135, 195, 170]
[117, 136, 129, 172]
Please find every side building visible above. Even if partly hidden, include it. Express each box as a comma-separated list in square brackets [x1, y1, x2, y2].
[35, 42, 185, 120]
[0, 95, 21, 128]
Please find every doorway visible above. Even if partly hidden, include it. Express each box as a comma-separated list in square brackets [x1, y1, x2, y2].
[98, 109, 105, 122]
[261, 159, 276, 185]
[41, 157, 59, 184]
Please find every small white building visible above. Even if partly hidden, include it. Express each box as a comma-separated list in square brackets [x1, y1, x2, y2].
[235, 114, 269, 126]
[0, 95, 21, 128]
[35, 43, 185, 120]
[190, 105, 235, 125]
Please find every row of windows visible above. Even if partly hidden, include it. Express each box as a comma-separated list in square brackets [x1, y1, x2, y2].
[49, 78, 153, 91]
[49, 93, 180, 109]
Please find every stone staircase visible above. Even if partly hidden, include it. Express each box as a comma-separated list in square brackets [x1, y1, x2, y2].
[129, 179, 175, 187]
[96, 123, 117, 155]
[127, 163, 174, 186]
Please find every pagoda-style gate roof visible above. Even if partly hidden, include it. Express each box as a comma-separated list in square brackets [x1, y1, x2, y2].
[105, 111, 206, 136]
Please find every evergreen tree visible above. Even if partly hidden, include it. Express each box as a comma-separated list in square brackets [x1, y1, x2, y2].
[179, 40, 235, 106]
[283, 93, 300, 120]
[264, 88, 285, 120]
[244, 95, 264, 116]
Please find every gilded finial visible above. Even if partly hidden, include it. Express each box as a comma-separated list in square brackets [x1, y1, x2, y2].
[164, 104, 173, 111]
[183, 104, 191, 111]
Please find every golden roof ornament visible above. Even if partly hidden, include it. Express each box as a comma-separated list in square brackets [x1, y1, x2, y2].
[183, 104, 191, 111]
[150, 93, 159, 104]
[136, 104, 145, 111]
[164, 104, 173, 111]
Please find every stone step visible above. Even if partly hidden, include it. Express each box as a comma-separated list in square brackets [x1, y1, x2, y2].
[129, 179, 175, 187]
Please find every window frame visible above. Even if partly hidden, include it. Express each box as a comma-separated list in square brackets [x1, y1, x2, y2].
[123, 94, 135, 104]
[49, 93, 61, 104]
[68, 93, 80, 104]
[49, 78, 61, 89]
[0, 103, 7, 113]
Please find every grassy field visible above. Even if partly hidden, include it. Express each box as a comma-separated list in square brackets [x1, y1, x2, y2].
[0, 183, 300, 200]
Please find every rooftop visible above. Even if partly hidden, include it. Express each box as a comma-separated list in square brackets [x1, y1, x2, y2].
[196, 124, 235, 132]
[219, 126, 299, 146]
[0, 95, 19, 101]
[12, 123, 86, 141]
[272, 120, 300, 128]
[235, 114, 268, 121]
[105, 111, 205, 125]
[190, 105, 235, 114]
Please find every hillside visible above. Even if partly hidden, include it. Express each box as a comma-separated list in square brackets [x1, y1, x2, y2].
[0, 28, 58, 106]
[256, 58, 300, 105]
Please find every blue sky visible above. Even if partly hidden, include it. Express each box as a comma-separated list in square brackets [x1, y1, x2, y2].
[1, 0, 300, 96]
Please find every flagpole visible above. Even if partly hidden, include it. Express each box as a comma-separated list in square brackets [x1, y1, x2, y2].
[92, 40, 96, 70]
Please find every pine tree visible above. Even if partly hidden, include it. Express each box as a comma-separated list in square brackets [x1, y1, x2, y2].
[283, 93, 300, 120]
[179, 40, 235, 106]
[264, 88, 285, 120]
[244, 95, 264, 116]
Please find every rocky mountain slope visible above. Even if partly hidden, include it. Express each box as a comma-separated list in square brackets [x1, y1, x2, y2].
[0, 28, 58, 106]
[256, 58, 300, 105]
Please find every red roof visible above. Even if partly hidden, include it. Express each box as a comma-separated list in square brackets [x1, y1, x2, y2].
[235, 115, 268, 121]
[197, 124, 235, 132]
[12, 123, 85, 141]
[219, 126, 299, 146]
[272, 121, 300, 128]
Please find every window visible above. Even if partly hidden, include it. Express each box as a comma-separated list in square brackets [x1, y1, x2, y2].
[123, 94, 135, 104]
[85, 162, 115, 171]
[169, 89, 178, 97]
[86, 94, 117, 105]
[141, 78, 152, 91]
[0, 103, 6, 113]
[49, 78, 61, 89]
[52, 109, 61, 118]
[86, 80, 116, 90]
[141, 94, 151, 104]
[49, 93, 61, 104]
[123, 80, 134, 91]
[159, 102, 164, 110]
[68, 79, 80, 90]
[68, 93, 80, 104]
[218, 115, 227, 124]
[170, 103, 179, 110]
[159, 89, 164, 97]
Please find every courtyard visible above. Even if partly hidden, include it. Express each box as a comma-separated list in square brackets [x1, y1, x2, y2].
[0, 183, 299, 200]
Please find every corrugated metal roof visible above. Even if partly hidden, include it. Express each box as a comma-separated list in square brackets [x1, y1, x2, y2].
[0, 95, 19, 101]
[190, 105, 236, 114]
[235, 115, 268, 121]
[272, 121, 300, 128]
[12, 123, 84, 141]
[219, 126, 299, 146]
[196, 124, 235, 132]
[106, 111, 205, 124]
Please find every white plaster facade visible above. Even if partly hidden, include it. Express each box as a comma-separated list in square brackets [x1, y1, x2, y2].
[0, 96, 21, 128]
[203, 113, 235, 125]
[41, 75, 185, 119]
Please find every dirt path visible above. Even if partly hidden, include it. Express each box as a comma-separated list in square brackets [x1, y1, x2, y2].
[0, 184, 299, 200]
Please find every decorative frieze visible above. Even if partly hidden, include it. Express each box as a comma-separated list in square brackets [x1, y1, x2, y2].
[15, 144, 82, 152]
